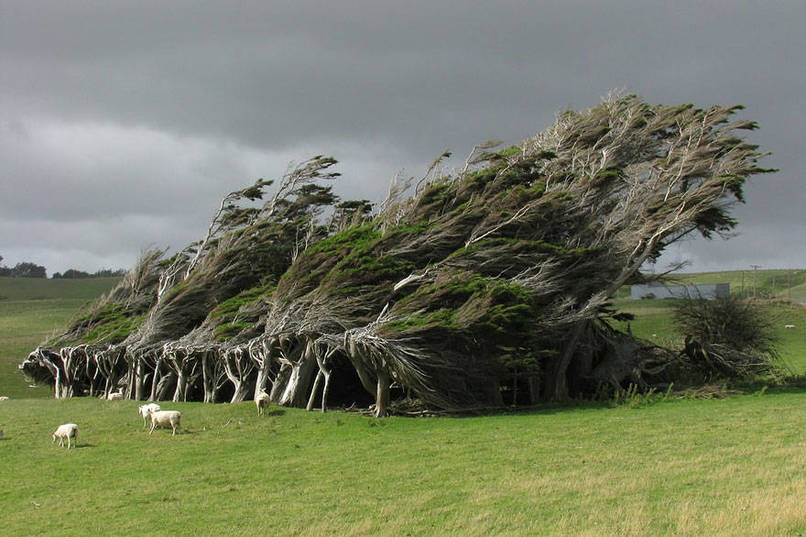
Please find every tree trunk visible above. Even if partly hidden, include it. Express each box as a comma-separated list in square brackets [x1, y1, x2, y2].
[254, 365, 271, 397]
[375, 370, 390, 418]
[527, 375, 540, 405]
[229, 379, 248, 403]
[306, 370, 323, 411]
[547, 320, 587, 401]
[351, 360, 377, 397]
[155, 371, 175, 401]
[173, 370, 187, 402]
[269, 364, 291, 402]
[134, 359, 145, 401]
[54, 367, 63, 399]
[149, 359, 163, 401]
[277, 354, 317, 407]
[321, 371, 331, 413]
[202, 353, 217, 404]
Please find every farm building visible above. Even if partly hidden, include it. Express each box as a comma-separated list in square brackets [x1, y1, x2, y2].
[630, 282, 730, 300]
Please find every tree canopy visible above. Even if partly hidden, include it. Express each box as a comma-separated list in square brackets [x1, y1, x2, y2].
[21, 95, 775, 415]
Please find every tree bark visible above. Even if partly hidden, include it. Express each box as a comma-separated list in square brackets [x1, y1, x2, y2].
[375, 370, 390, 418]
[306, 370, 323, 411]
[320, 370, 331, 413]
[134, 358, 145, 401]
[149, 359, 163, 401]
[547, 320, 587, 401]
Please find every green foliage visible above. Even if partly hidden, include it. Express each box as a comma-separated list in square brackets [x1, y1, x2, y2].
[498, 145, 522, 157]
[210, 284, 272, 320]
[280, 224, 382, 296]
[385, 272, 537, 345]
[76, 305, 144, 344]
[303, 223, 380, 257]
[214, 321, 257, 342]
[208, 283, 274, 342]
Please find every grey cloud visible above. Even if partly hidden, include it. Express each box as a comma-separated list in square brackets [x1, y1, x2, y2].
[1, 0, 804, 273]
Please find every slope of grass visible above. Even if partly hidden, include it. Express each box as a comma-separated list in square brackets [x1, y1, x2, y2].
[0, 276, 120, 301]
[0, 277, 120, 398]
[615, 270, 806, 374]
[1, 394, 805, 537]
[785, 281, 806, 304]
[665, 269, 806, 300]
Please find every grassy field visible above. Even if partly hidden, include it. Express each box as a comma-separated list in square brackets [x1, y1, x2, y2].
[0, 277, 120, 398]
[665, 269, 806, 301]
[1, 274, 806, 536]
[1, 393, 805, 536]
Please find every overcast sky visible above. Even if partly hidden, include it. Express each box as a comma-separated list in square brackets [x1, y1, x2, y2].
[1, 1, 804, 275]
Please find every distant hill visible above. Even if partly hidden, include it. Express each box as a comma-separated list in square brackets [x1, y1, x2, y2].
[649, 269, 806, 302]
[0, 276, 122, 302]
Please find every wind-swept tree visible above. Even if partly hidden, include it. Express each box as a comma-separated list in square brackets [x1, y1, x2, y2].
[22, 95, 775, 413]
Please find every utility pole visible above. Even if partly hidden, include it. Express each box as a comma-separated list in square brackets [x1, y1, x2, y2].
[750, 265, 762, 298]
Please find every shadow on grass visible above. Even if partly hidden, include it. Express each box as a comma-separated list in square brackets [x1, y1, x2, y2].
[265, 408, 286, 417]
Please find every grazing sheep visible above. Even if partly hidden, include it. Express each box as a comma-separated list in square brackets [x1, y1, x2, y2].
[255, 390, 270, 416]
[785, 324, 796, 329]
[0, 395, 9, 401]
[138, 403, 161, 428]
[149, 410, 181, 436]
[107, 391, 124, 400]
[52, 423, 78, 449]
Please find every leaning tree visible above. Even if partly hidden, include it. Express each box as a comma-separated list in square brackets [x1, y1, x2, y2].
[21, 95, 774, 414]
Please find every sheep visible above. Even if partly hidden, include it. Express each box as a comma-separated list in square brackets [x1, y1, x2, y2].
[149, 410, 182, 436]
[785, 324, 796, 329]
[0, 395, 9, 401]
[52, 423, 78, 449]
[255, 390, 270, 416]
[138, 403, 161, 428]
[107, 391, 124, 400]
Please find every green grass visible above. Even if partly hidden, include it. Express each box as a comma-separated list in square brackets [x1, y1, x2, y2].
[1, 394, 805, 536]
[786, 281, 806, 304]
[0, 276, 120, 301]
[0, 277, 120, 398]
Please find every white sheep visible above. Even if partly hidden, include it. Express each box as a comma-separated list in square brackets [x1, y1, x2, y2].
[0, 395, 9, 401]
[255, 390, 270, 416]
[52, 423, 78, 449]
[149, 410, 182, 436]
[785, 324, 796, 329]
[107, 391, 124, 401]
[138, 403, 161, 428]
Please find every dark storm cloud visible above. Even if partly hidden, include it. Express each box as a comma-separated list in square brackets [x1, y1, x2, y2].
[1, 0, 804, 273]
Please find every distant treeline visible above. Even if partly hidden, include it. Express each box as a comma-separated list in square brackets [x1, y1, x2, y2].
[0, 255, 125, 279]
[0, 262, 47, 278]
[52, 268, 127, 279]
